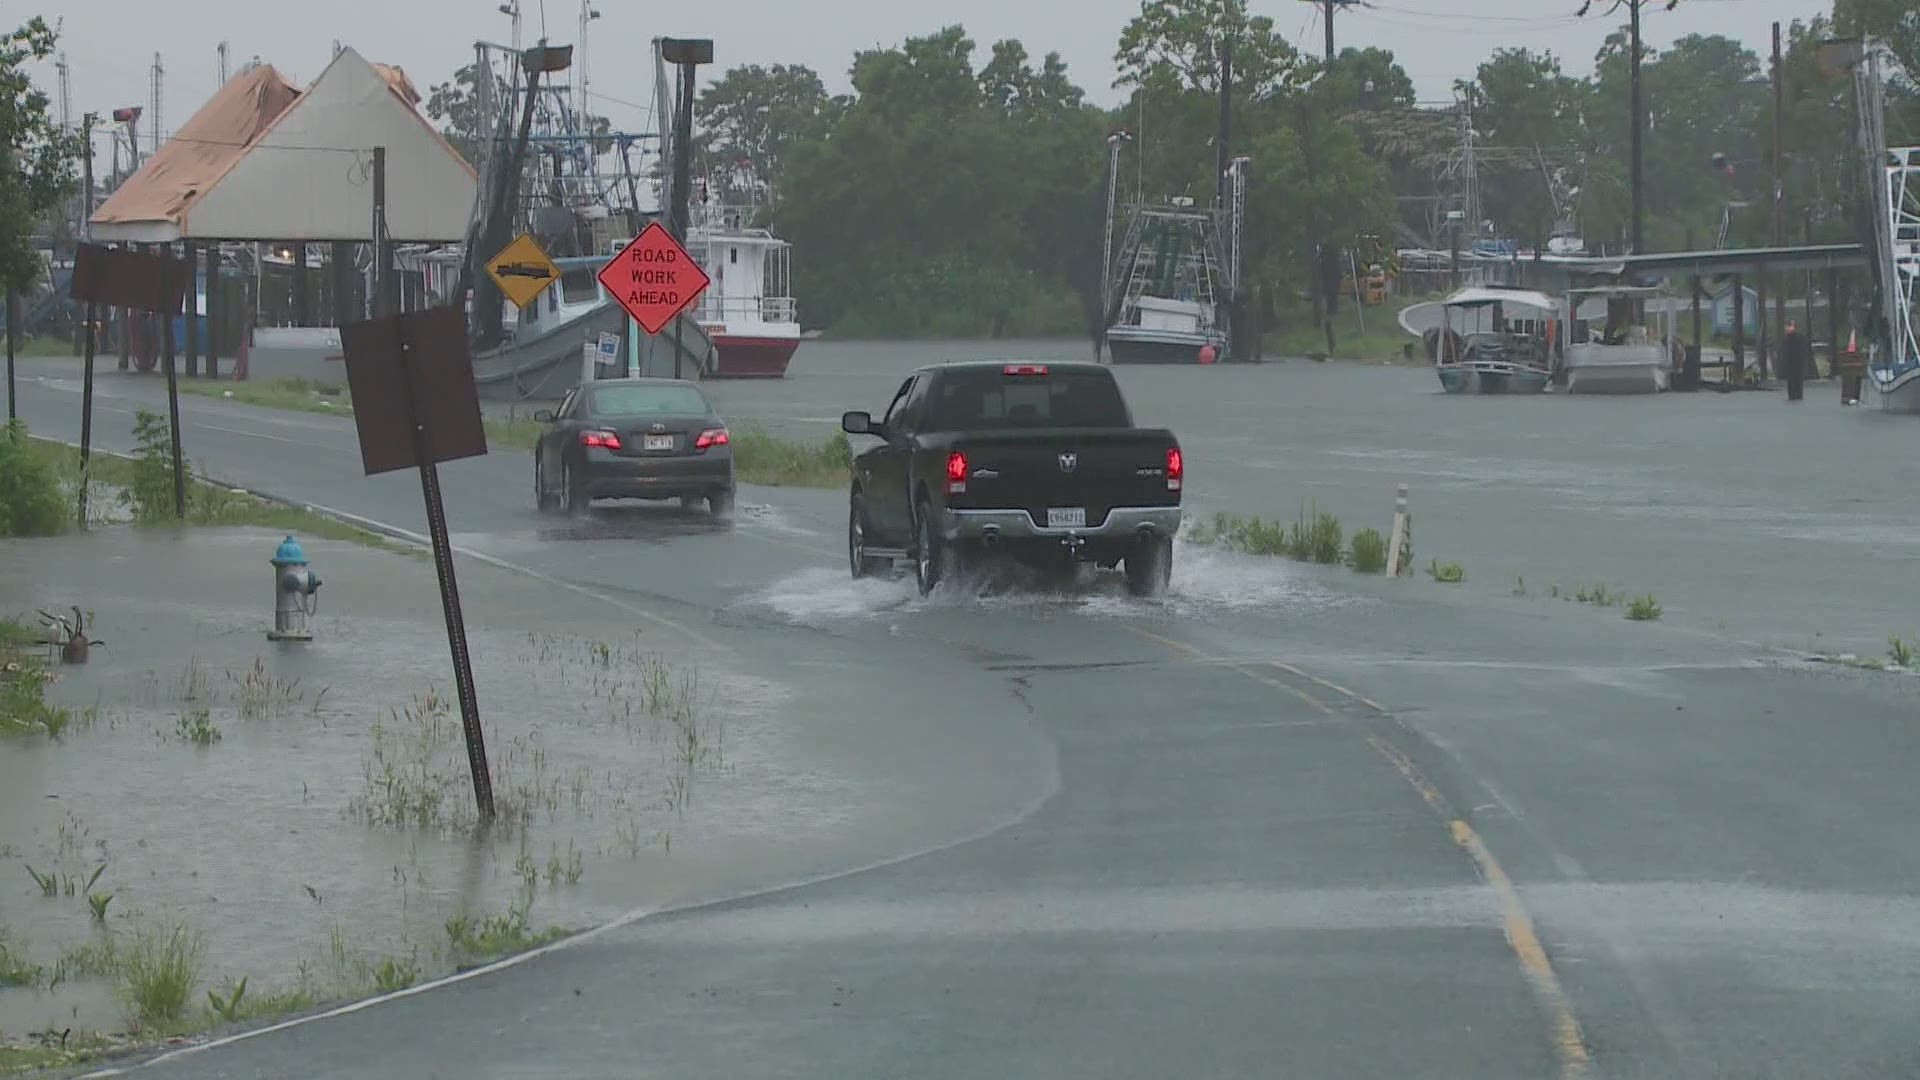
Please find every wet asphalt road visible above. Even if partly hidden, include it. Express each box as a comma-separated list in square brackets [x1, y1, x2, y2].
[14, 361, 1920, 1078]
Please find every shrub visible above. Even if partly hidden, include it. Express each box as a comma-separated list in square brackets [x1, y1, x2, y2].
[1428, 559, 1465, 583]
[1625, 595, 1663, 621]
[0, 422, 66, 536]
[1348, 528, 1388, 573]
[123, 409, 180, 521]
[1287, 502, 1343, 564]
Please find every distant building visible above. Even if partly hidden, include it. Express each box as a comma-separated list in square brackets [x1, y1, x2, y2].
[1709, 282, 1760, 336]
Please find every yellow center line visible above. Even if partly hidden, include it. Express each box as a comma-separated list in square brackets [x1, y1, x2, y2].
[1126, 625, 1592, 1077]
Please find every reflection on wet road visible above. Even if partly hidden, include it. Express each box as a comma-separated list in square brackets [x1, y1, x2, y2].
[14, 358, 1920, 1079]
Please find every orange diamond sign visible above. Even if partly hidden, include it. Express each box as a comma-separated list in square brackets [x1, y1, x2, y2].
[598, 222, 711, 335]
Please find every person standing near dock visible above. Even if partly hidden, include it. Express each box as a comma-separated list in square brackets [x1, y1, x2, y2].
[1782, 320, 1809, 402]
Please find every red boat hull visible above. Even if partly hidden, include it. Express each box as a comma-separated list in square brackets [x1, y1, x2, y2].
[705, 334, 801, 379]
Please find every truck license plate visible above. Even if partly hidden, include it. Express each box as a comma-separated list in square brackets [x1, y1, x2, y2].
[643, 434, 674, 451]
[1046, 507, 1086, 529]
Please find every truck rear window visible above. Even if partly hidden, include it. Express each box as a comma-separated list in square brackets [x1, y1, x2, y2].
[926, 370, 1131, 430]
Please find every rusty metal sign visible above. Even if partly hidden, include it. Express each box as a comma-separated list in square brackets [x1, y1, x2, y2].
[68, 243, 191, 314]
[339, 307, 488, 476]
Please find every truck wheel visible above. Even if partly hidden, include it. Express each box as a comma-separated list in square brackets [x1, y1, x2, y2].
[1125, 535, 1173, 597]
[849, 493, 887, 579]
[913, 497, 950, 596]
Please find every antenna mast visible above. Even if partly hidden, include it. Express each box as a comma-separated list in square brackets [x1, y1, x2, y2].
[149, 53, 163, 155]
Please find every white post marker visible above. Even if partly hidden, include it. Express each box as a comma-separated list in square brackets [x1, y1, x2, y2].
[1387, 482, 1410, 578]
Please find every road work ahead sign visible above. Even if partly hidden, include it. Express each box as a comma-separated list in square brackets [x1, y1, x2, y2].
[485, 233, 560, 310]
[597, 222, 710, 335]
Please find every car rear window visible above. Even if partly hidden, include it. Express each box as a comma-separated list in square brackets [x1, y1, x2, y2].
[589, 384, 709, 417]
[925, 370, 1131, 430]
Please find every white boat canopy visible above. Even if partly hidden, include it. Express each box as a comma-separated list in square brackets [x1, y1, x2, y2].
[1441, 287, 1560, 311]
[91, 47, 476, 244]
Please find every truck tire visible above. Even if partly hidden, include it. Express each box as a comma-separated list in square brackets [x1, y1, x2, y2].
[1125, 535, 1173, 597]
[849, 493, 887, 579]
[913, 496, 950, 596]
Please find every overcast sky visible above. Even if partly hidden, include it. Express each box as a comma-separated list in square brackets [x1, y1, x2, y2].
[33, 0, 1835, 141]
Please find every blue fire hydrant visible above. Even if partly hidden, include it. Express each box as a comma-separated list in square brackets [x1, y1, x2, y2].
[268, 535, 322, 642]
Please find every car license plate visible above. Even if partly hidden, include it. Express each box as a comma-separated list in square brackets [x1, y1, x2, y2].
[642, 434, 674, 451]
[1047, 507, 1086, 529]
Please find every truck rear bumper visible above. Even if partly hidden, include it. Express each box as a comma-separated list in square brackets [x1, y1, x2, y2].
[943, 506, 1182, 544]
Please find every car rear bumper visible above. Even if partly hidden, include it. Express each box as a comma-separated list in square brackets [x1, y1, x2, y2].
[582, 451, 732, 498]
[943, 505, 1181, 544]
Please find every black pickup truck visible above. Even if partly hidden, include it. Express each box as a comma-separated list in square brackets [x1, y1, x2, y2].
[842, 362, 1184, 596]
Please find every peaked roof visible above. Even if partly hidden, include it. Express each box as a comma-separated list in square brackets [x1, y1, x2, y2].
[90, 48, 476, 243]
[90, 65, 302, 240]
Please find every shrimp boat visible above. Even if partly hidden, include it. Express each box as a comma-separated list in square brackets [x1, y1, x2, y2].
[1102, 198, 1231, 364]
[1419, 287, 1558, 394]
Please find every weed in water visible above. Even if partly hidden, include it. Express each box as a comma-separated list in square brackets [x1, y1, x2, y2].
[175, 707, 221, 746]
[1428, 559, 1465, 584]
[1572, 583, 1621, 607]
[1625, 595, 1663, 622]
[206, 976, 249, 1023]
[370, 953, 419, 993]
[1287, 503, 1344, 564]
[1, 650, 68, 737]
[229, 656, 302, 719]
[26, 864, 56, 897]
[55, 934, 123, 981]
[1890, 636, 1915, 669]
[1348, 527, 1388, 574]
[118, 921, 205, 1029]
[1512, 577, 1527, 597]
[88, 891, 115, 922]
[444, 900, 566, 962]
[513, 847, 539, 893]
[0, 926, 46, 987]
[545, 841, 584, 888]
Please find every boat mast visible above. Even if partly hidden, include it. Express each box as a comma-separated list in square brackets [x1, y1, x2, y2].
[1102, 129, 1132, 318]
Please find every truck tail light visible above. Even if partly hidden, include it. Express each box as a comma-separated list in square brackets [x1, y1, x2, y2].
[1166, 447, 1183, 491]
[694, 427, 730, 450]
[580, 429, 622, 450]
[946, 450, 969, 494]
[1002, 364, 1049, 376]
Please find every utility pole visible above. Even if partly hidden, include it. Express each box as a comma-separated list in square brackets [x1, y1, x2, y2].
[372, 147, 390, 317]
[1629, 0, 1644, 253]
[1771, 21, 1787, 347]
[660, 38, 712, 380]
[1308, 0, 1357, 64]
[1216, 33, 1235, 360]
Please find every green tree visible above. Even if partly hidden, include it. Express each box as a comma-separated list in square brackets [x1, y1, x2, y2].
[1114, 0, 1299, 99]
[425, 61, 510, 166]
[776, 27, 1103, 337]
[1, 17, 83, 295]
[1458, 48, 1589, 248]
[1835, 0, 1920, 81]
[696, 64, 842, 196]
[1314, 46, 1416, 113]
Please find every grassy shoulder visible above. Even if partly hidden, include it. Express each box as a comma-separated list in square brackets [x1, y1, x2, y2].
[19, 432, 408, 553]
[178, 376, 351, 417]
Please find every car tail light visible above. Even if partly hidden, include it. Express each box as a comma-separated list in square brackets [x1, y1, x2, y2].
[1166, 447, 1183, 492]
[1002, 364, 1049, 376]
[580, 429, 622, 450]
[694, 427, 730, 450]
[946, 450, 968, 494]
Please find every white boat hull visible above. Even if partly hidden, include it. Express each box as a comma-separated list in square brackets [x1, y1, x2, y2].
[1565, 364, 1669, 394]
[1865, 367, 1920, 413]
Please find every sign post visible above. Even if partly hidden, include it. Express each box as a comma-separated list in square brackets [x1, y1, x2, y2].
[340, 306, 495, 820]
[69, 242, 193, 523]
[596, 221, 710, 378]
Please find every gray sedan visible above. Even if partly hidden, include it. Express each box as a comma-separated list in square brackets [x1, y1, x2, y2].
[533, 379, 736, 517]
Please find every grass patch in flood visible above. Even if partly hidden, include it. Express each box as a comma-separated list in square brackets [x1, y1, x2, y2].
[731, 429, 851, 488]
[179, 377, 350, 417]
[21, 431, 405, 552]
[443, 901, 569, 964]
[117, 921, 204, 1030]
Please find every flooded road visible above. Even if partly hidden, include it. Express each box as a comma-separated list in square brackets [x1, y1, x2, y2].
[9, 349, 1920, 1078]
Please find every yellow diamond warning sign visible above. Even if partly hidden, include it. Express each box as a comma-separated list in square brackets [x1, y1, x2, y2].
[485, 233, 561, 310]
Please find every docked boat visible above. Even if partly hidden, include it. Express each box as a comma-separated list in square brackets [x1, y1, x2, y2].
[689, 201, 806, 378]
[1418, 287, 1558, 395]
[1102, 198, 1230, 365]
[1561, 284, 1677, 395]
